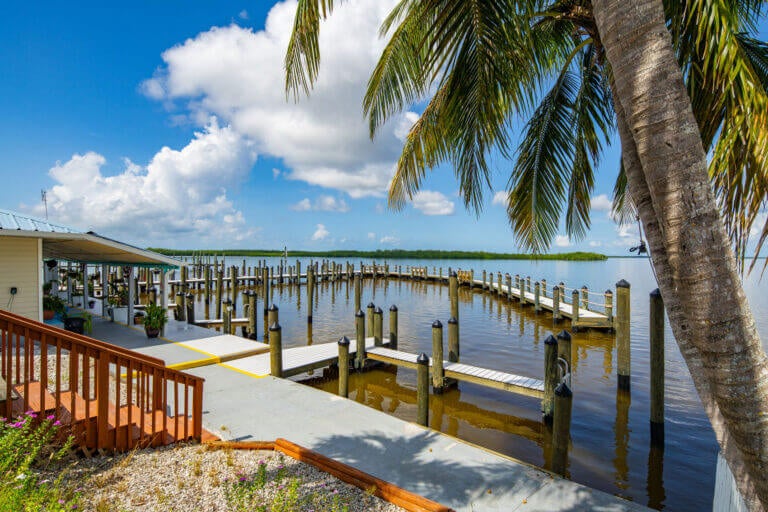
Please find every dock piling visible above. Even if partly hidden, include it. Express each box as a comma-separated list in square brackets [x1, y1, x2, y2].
[552, 382, 573, 476]
[543, 334, 559, 423]
[432, 320, 445, 394]
[650, 288, 665, 445]
[447, 316, 459, 362]
[247, 291, 257, 340]
[269, 322, 283, 377]
[389, 305, 398, 350]
[553, 285, 561, 323]
[416, 353, 429, 426]
[374, 307, 383, 346]
[338, 336, 350, 398]
[616, 280, 631, 391]
[355, 309, 365, 370]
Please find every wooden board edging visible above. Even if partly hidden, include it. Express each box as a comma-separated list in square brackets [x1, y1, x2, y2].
[204, 439, 454, 512]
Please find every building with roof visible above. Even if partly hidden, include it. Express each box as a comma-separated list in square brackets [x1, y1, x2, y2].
[0, 208, 181, 322]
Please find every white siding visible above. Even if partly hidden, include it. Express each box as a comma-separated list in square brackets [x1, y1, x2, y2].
[0, 237, 41, 320]
[713, 451, 748, 512]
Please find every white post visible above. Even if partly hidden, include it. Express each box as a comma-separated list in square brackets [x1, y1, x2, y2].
[101, 264, 108, 314]
[160, 269, 169, 336]
[127, 266, 135, 325]
[82, 263, 89, 308]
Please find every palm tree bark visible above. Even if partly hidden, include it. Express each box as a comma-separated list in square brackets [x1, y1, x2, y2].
[593, 1, 768, 510]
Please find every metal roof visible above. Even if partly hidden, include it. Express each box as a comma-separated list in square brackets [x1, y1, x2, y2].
[0, 209, 181, 268]
[0, 209, 79, 233]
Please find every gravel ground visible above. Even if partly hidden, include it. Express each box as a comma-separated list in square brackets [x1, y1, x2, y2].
[64, 443, 405, 511]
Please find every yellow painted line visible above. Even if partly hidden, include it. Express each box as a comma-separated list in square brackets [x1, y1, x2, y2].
[167, 356, 221, 371]
[218, 362, 267, 379]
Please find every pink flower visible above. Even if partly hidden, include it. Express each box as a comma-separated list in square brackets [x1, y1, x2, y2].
[47, 415, 55, 421]
[54, 420, 62, 426]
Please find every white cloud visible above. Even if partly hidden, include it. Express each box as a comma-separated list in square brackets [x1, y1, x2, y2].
[291, 198, 311, 211]
[492, 191, 507, 206]
[36, 120, 258, 246]
[380, 235, 399, 245]
[617, 224, 634, 238]
[311, 223, 330, 241]
[272, 168, 281, 179]
[367, 232, 375, 240]
[412, 190, 455, 216]
[291, 195, 349, 212]
[589, 240, 602, 247]
[554, 235, 571, 247]
[143, 0, 409, 198]
[591, 194, 612, 212]
[750, 213, 767, 237]
[238, 9, 249, 20]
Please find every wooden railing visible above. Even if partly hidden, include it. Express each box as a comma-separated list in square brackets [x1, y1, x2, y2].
[0, 309, 204, 451]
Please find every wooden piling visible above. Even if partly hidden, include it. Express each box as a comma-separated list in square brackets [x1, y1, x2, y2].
[355, 309, 365, 370]
[616, 280, 631, 391]
[449, 271, 459, 320]
[307, 266, 314, 324]
[553, 285, 561, 323]
[534, 281, 541, 313]
[447, 316, 459, 363]
[482, 270, 487, 290]
[204, 265, 211, 304]
[354, 273, 362, 312]
[175, 292, 186, 322]
[605, 289, 614, 324]
[650, 288, 664, 445]
[557, 330, 572, 374]
[338, 336, 350, 398]
[247, 291, 257, 340]
[374, 307, 383, 346]
[416, 352, 429, 427]
[505, 274, 511, 299]
[389, 305, 398, 350]
[541, 278, 548, 298]
[432, 320, 444, 393]
[262, 267, 269, 313]
[571, 289, 580, 326]
[367, 302, 375, 342]
[186, 293, 195, 325]
[552, 382, 573, 476]
[542, 334, 559, 423]
[216, 269, 223, 320]
[223, 300, 232, 334]
[268, 303, 279, 330]
[269, 322, 283, 377]
[581, 286, 589, 310]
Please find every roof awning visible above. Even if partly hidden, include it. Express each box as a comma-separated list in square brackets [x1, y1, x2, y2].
[1, 230, 182, 269]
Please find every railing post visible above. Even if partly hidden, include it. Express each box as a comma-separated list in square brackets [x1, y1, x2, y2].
[650, 288, 665, 445]
[216, 269, 223, 320]
[307, 265, 314, 324]
[515, 274, 521, 300]
[581, 286, 589, 310]
[448, 316, 459, 362]
[534, 281, 541, 313]
[604, 289, 614, 324]
[571, 289, 580, 327]
[355, 309, 366, 369]
[541, 278, 548, 298]
[223, 299, 232, 335]
[338, 336, 350, 398]
[557, 330, 572, 373]
[505, 273, 511, 300]
[354, 273, 362, 312]
[366, 303, 375, 342]
[616, 280, 631, 391]
[389, 305, 398, 350]
[247, 291, 257, 340]
[193, 378, 203, 440]
[374, 307, 383, 346]
[543, 334, 558, 423]
[432, 320, 444, 393]
[416, 352, 429, 426]
[553, 285, 561, 323]
[97, 353, 110, 449]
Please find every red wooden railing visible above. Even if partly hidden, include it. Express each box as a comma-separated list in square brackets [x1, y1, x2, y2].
[0, 309, 204, 451]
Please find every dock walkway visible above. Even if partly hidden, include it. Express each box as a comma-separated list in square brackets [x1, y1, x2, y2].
[82, 314, 649, 511]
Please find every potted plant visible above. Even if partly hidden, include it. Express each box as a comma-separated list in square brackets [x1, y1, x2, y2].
[143, 303, 167, 338]
[42, 296, 66, 320]
[133, 311, 145, 325]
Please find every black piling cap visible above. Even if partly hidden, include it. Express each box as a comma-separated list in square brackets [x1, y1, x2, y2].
[448, 317, 458, 325]
[389, 304, 398, 312]
[338, 336, 350, 346]
[605, 289, 613, 294]
[186, 293, 194, 299]
[450, 271, 457, 278]
[417, 352, 429, 365]
[557, 330, 572, 342]
[176, 292, 184, 297]
[555, 382, 572, 398]
[544, 334, 558, 345]
[355, 309, 365, 318]
[432, 319, 443, 329]
[223, 299, 232, 305]
[367, 302, 375, 308]
[650, 288, 661, 298]
[269, 322, 281, 331]
[616, 279, 630, 288]
[268, 303, 279, 312]
[375, 307, 383, 314]
[582, 285, 588, 290]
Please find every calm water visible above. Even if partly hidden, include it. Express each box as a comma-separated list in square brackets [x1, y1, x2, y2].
[181, 256, 768, 511]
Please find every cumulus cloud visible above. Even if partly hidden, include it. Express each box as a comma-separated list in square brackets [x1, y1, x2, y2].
[367, 232, 375, 240]
[554, 235, 571, 247]
[238, 9, 249, 20]
[380, 235, 399, 245]
[143, 0, 411, 198]
[412, 190, 455, 216]
[36, 120, 258, 246]
[311, 223, 330, 241]
[291, 195, 349, 212]
[272, 168, 281, 179]
[591, 194, 612, 212]
[492, 191, 507, 206]
[589, 240, 602, 247]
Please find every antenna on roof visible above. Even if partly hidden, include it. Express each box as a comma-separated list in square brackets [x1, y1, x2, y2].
[41, 190, 48, 220]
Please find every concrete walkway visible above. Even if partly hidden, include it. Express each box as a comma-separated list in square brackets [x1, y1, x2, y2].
[88, 315, 650, 512]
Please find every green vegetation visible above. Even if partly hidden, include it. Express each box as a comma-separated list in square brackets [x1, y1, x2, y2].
[148, 248, 607, 261]
[0, 412, 78, 511]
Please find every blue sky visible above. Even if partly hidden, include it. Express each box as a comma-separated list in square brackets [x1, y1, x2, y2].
[0, 1, 764, 255]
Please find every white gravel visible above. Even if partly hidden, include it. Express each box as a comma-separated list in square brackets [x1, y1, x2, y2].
[67, 443, 406, 511]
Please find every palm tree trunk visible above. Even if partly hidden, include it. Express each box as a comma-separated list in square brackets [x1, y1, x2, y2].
[593, 1, 768, 510]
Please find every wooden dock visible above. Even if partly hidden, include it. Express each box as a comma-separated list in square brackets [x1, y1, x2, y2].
[366, 347, 544, 399]
[223, 337, 378, 378]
